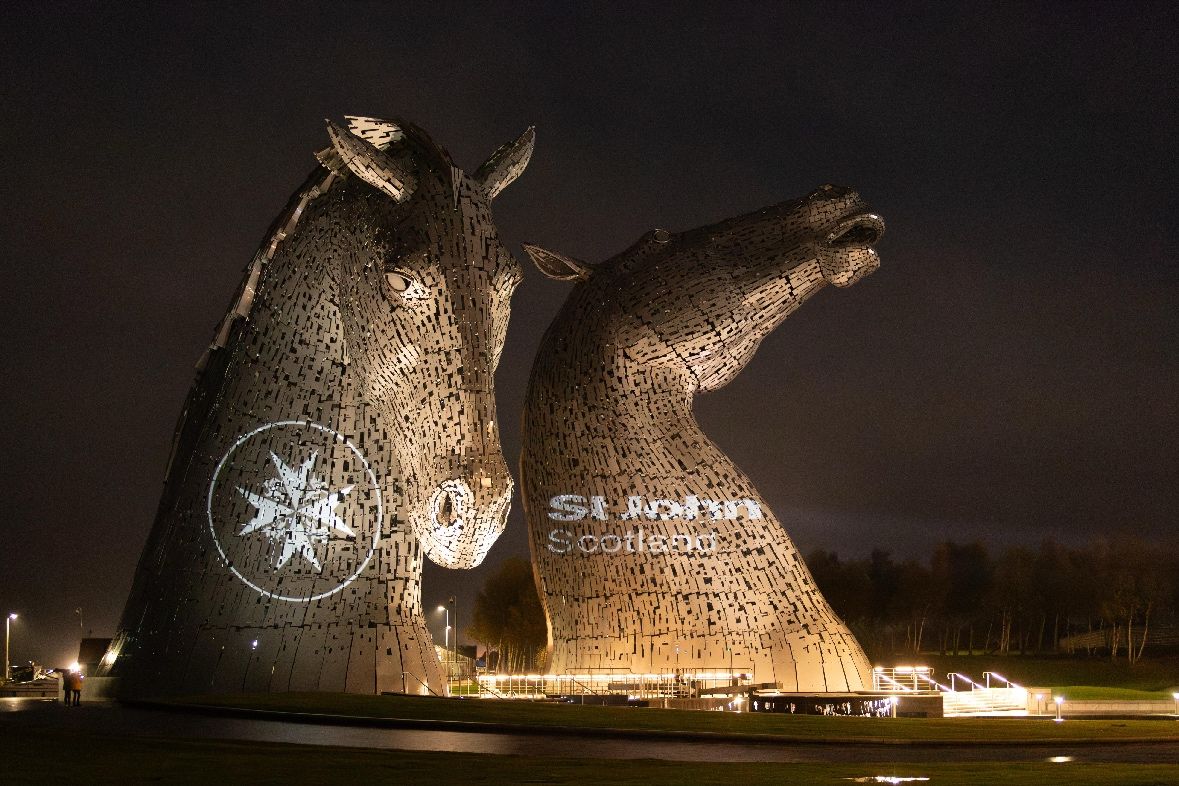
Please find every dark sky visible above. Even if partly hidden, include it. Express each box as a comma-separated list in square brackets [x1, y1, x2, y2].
[2, 2, 1175, 666]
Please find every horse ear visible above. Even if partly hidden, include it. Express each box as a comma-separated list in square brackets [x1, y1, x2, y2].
[323, 119, 416, 202]
[344, 116, 403, 148]
[522, 243, 593, 281]
[474, 127, 535, 200]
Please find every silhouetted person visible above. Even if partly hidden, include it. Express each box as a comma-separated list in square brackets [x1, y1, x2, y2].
[66, 670, 82, 706]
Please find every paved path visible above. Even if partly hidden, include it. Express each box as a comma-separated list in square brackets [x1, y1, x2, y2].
[3, 698, 1178, 764]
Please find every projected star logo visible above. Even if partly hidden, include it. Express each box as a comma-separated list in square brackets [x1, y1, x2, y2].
[236, 451, 355, 571]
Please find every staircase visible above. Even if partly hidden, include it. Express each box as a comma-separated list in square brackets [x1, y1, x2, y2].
[942, 687, 1028, 716]
[872, 668, 1029, 717]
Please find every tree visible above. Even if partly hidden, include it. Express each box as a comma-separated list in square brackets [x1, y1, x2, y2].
[987, 546, 1036, 654]
[466, 557, 548, 673]
[930, 542, 992, 655]
[890, 557, 935, 655]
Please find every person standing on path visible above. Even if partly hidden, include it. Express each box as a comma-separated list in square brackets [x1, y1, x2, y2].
[65, 669, 82, 706]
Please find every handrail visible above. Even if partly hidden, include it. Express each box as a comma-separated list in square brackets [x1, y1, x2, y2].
[401, 671, 442, 697]
[946, 672, 985, 692]
[982, 671, 1025, 690]
[478, 678, 508, 699]
[873, 673, 916, 692]
[913, 673, 951, 692]
[564, 675, 606, 696]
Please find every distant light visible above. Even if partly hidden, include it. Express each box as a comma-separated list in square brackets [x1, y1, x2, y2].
[250, 639, 259, 650]
[68, 662, 81, 673]
[1048, 756, 1073, 763]
[1173, 692, 1179, 700]
[1054, 696, 1064, 704]
[7, 613, 16, 620]
[890, 696, 900, 705]
[437, 606, 446, 612]
[1035, 694, 1044, 701]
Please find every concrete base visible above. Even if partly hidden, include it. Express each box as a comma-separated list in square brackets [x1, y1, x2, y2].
[1026, 688, 1179, 717]
[650, 697, 733, 711]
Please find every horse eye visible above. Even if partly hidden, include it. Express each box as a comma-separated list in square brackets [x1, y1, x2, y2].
[386, 271, 412, 293]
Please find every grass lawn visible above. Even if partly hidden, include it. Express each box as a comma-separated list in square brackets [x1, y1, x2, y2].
[1052, 687, 1177, 702]
[912, 653, 1179, 695]
[2, 726, 1179, 786]
[163, 692, 1179, 743]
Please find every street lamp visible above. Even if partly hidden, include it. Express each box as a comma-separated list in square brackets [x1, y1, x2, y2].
[5, 613, 17, 683]
[437, 605, 450, 653]
[447, 596, 458, 678]
[1054, 695, 1064, 722]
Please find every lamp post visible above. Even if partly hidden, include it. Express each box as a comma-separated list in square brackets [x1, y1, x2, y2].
[437, 605, 450, 651]
[1054, 695, 1064, 722]
[436, 604, 451, 681]
[4, 613, 17, 683]
[448, 596, 458, 677]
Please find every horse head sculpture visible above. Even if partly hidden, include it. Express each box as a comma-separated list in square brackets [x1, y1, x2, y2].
[107, 116, 532, 696]
[322, 117, 530, 568]
[524, 184, 881, 392]
[520, 184, 883, 690]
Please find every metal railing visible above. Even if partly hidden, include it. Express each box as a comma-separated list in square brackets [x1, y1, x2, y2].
[983, 671, 1024, 690]
[401, 671, 442, 697]
[871, 666, 938, 692]
[464, 667, 753, 700]
[871, 667, 1027, 716]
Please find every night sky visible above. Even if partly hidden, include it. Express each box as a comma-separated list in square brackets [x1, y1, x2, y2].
[2, 2, 1175, 667]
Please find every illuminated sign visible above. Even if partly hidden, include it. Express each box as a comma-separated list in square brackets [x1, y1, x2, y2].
[207, 420, 382, 602]
[547, 527, 718, 555]
[547, 494, 763, 522]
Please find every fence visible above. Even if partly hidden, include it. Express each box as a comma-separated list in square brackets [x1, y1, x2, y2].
[460, 667, 754, 700]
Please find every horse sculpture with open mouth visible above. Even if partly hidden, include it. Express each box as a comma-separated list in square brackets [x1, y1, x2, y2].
[522, 184, 883, 691]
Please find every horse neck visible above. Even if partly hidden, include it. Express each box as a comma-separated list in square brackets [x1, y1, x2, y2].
[527, 317, 751, 496]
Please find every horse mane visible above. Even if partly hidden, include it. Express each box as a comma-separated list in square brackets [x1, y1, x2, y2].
[195, 116, 452, 374]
